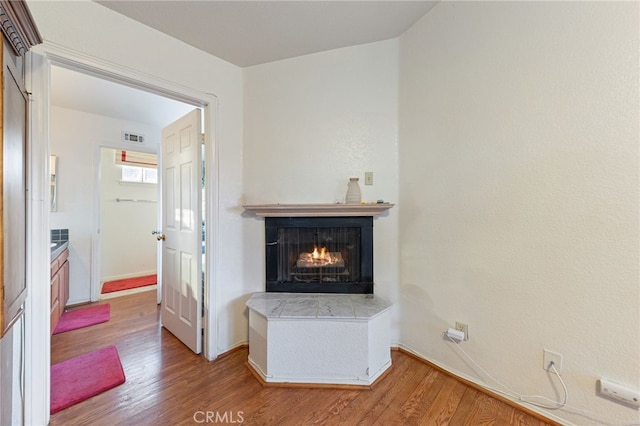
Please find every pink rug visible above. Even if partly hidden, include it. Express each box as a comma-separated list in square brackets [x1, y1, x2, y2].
[50, 345, 126, 414]
[101, 274, 157, 294]
[53, 304, 110, 334]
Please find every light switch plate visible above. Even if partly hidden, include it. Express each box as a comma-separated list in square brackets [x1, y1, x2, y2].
[364, 172, 373, 185]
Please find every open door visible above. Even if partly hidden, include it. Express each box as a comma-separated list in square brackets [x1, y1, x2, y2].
[159, 109, 202, 354]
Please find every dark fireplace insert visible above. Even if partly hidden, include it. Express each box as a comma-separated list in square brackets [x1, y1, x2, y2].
[265, 217, 373, 294]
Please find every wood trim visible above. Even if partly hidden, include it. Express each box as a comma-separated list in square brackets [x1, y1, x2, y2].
[395, 347, 563, 426]
[0, 0, 42, 56]
[215, 343, 248, 360]
[246, 360, 393, 390]
[243, 203, 394, 217]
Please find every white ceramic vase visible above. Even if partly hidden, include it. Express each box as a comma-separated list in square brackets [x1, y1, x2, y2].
[345, 177, 361, 204]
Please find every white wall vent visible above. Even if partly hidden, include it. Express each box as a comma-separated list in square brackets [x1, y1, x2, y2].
[122, 131, 145, 144]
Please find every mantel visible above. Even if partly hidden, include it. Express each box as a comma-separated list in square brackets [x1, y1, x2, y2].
[243, 203, 394, 217]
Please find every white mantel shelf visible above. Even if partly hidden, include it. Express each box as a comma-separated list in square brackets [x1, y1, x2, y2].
[243, 203, 394, 217]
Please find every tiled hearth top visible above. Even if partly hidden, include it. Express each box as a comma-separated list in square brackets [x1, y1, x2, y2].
[246, 292, 392, 320]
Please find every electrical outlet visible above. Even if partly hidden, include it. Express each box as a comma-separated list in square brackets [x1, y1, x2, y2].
[543, 349, 563, 373]
[364, 171, 373, 185]
[455, 322, 469, 340]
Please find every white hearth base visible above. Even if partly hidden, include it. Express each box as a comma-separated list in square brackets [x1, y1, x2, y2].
[246, 293, 392, 386]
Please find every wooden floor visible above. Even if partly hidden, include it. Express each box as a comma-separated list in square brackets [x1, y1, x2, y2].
[50, 291, 555, 426]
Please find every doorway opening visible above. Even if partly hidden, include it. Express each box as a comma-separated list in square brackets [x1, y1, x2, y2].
[98, 148, 159, 299]
[29, 48, 220, 424]
[48, 62, 211, 356]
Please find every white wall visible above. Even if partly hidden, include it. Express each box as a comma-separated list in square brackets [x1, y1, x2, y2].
[50, 106, 162, 303]
[28, 0, 244, 354]
[243, 40, 400, 342]
[399, 2, 639, 425]
[99, 148, 157, 282]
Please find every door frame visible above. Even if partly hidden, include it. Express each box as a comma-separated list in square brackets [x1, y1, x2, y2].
[94, 145, 163, 304]
[27, 42, 220, 423]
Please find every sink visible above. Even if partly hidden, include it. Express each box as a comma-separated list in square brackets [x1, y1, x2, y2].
[50, 240, 68, 260]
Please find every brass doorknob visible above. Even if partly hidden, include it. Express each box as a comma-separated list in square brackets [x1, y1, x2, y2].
[156, 234, 166, 241]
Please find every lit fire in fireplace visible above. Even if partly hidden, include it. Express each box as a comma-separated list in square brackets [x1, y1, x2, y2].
[297, 246, 344, 268]
[312, 246, 330, 261]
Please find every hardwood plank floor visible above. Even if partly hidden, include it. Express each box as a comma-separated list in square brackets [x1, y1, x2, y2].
[50, 291, 556, 426]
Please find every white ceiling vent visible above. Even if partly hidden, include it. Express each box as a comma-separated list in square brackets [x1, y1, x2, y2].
[122, 131, 145, 144]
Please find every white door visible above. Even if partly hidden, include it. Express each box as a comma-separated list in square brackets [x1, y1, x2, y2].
[160, 109, 202, 354]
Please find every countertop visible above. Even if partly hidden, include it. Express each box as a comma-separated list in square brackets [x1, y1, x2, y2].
[246, 292, 391, 320]
[50, 240, 69, 261]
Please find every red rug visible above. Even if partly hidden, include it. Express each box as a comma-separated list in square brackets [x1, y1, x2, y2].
[101, 274, 157, 294]
[53, 304, 110, 334]
[50, 345, 126, 414]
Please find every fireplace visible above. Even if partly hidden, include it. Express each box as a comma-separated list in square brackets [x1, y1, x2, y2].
[246, 204, 393, 386]
[265, 216, 373, 294]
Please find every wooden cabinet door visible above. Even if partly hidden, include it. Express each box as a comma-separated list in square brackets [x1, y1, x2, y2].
[50, 270, 60, 333]
[0, 34, 28, 337]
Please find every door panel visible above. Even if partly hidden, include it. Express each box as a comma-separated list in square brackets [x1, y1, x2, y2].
[160, 109, 202, 354]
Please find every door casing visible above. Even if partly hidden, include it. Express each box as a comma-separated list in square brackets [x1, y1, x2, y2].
[26, 43, 220, 425]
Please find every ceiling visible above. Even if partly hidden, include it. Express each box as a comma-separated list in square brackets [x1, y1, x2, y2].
[51, 66, 196, 128]
[96, 1, 438, 67]
[52, 1, 437, 127]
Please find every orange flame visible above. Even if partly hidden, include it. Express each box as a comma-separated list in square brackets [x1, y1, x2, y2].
[311, 246, 332, 262]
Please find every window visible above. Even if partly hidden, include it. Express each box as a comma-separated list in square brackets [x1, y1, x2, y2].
[121, 165, 142, 182]
[143, 168, 158, 184]
[121, 165, 157, 184]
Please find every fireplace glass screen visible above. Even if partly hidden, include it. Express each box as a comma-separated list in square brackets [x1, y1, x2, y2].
[265, 217, 373, 293]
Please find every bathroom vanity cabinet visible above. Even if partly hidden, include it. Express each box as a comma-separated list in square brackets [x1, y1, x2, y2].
[50, 248, 69, 333]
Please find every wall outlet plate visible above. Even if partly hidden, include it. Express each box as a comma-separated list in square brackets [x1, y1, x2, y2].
[543, 349, 562, 373]
[455, 322, 469, 341]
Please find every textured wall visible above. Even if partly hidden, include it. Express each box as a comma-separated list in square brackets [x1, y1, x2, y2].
[399, 2, 639, 424]
[243, 39, 401, 343]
